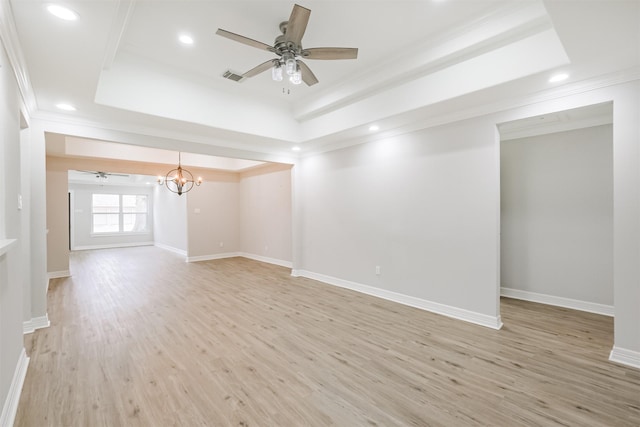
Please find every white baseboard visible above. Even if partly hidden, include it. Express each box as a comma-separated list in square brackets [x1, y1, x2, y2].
[294, 270, 503, 330]
[23, 314, 50, 334]
[47, 270, 70, 279]
[609, 346, 640, 370]
[73, 241, 154, 251]
[500, 287, 614, 316]
[239, 253, 292, 269]
[0, 348, 29, 427]
[186, 252, 293, 268]
[187, 252, 240, 263]
[154, 243, 187, 257]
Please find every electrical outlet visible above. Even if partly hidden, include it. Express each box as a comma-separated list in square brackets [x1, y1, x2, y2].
[219, 241, 224, 248]
[375, 266, 381, 275]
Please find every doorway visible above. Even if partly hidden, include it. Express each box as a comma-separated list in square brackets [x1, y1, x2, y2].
[498, 103, 614, 319]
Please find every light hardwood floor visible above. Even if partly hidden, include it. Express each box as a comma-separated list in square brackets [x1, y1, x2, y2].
[16, 246, 640, 426]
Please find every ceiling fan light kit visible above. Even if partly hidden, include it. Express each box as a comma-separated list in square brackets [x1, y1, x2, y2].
[216, 3, 358, 87]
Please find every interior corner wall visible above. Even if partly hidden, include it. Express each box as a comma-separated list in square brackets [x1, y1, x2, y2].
[239, 166, 292, 264]
[153, 184, 187, 254]
[186, 179, 240, 258]
[45, 166, 69, 274]
[297, 116, 500, 321]
[500, 125, 614, 306]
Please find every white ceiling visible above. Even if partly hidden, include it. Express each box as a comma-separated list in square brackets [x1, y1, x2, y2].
[4, 0, 639, 159]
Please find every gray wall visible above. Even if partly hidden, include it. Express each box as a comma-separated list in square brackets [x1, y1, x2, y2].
[297, 116, 500, 322]
[293, 80, 640, 360]
[501, 125, 613, 306]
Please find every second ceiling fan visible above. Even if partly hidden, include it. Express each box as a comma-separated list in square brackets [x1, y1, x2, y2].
[216, 4, 358, 86]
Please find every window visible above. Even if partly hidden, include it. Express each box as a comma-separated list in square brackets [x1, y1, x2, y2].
[92, 194, 149, 234]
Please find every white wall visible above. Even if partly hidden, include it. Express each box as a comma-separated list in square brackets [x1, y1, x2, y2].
[501, 125, 613, 307]
[69, 183, 154, 250]
[153, 184, 187, 254]
[0, 40, 26, 425]
[239, 165, 292, 265]
[186, 180, 239, 259]
[296, 117, 501, 327]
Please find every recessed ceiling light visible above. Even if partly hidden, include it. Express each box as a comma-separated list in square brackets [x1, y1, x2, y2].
[549, 73, 569, 83]
[291, 146, 301, 152]
[47, 4, 79, 21]
[179, 34, 194, 45]
[55, 103, 76, 111]
[369, 125, 379, 131]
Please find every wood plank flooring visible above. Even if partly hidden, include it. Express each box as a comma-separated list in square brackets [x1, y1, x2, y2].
[16, 246, 640, 426]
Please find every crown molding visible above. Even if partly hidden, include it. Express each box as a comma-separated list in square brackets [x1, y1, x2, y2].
[293, 1, 553, 122]
[31, 110, 297, 165]
[300, 67, 640, 157]
[101, 0, 136, 71]
[0, 0, 37, 115]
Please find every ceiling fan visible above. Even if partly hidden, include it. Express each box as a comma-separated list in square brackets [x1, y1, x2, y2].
[77, 171, 130, 179]
[216, 4, 358, 86]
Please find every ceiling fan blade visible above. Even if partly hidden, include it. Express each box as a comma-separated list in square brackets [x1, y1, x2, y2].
[303, 47, 358, 60]
[243, 60, 275, 78]
[216, 29, 274, 52]
[297, 60, 318, 86]
[284, 4, 311, 46]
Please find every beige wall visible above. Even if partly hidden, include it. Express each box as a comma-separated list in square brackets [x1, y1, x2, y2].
[239, 164, 292, 264]
[45, 167, 69, 274]
[187, 178, 240, 258]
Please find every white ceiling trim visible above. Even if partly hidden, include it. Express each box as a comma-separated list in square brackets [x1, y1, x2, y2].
[299, 28, 569, 142]
[292, 1, 554, 122]
[0, 0, 37, 115]
[299, 69, 639, 157]
[94, 51, 302, 142]
[35, 114, 298, 164]
[60, 137, 265, 171]
[101, 0, 136, 71]
[498, 102, 613, 141]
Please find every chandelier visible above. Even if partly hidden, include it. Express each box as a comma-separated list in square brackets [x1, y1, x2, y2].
[158, 152, 202, 196]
